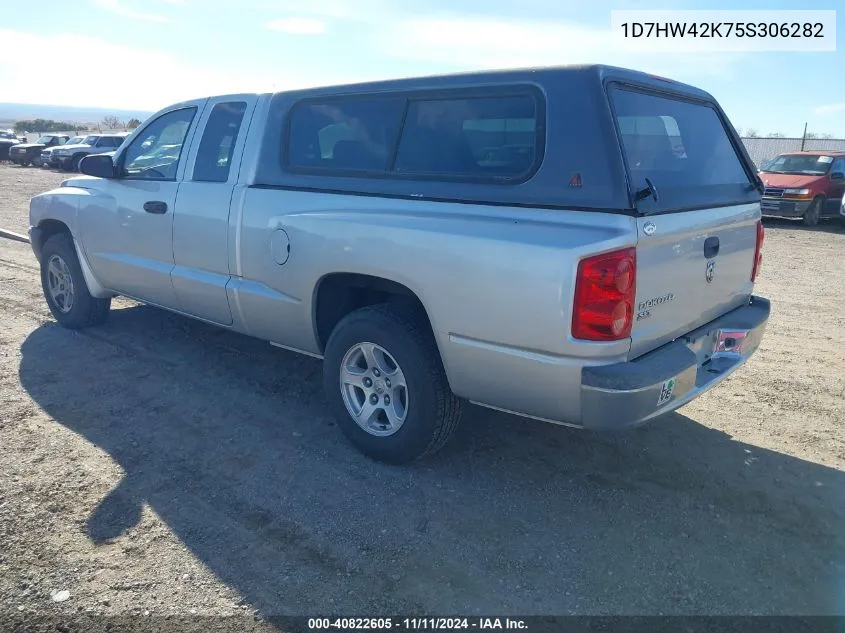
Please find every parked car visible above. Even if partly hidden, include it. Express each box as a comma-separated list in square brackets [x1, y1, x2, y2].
[9, 134, 69, 166]
[41, 136, 86, 168]
[0, 138, 20, 161]
[28, 65, 769, 463]
[758, 151, 845, 226]
[0, 131, 24, 141]
[53, 133, 128, 171]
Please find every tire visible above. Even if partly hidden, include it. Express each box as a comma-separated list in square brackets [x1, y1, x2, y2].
[39, 233, 111, 329]
[71, 154, 84, 172]
[803, 197, 823, 227]
[323, 303, 463, 464]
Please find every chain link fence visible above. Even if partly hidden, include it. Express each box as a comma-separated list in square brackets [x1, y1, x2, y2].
[741, 137, 845, 168]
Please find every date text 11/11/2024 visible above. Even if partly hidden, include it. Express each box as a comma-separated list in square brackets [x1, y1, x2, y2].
[307, 618, 528, 630]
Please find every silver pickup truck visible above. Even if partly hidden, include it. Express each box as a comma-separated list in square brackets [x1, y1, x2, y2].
[28, 65, 769, 463]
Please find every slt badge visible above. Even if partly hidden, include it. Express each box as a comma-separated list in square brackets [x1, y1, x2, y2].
[705, 259, 716, 284]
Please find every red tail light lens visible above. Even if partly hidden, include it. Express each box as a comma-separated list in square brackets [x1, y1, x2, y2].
[572, 247, 637, 341]
[751, 220, 764, 282]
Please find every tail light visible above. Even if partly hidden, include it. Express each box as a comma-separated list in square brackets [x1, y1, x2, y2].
[572, 247, 637, 341]
[751, 220, 764, 282]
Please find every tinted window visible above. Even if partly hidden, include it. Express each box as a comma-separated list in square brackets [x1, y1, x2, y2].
[394, 95, 537, 179]
[828, 157, 845, 175]
[612, 87, 753, 212]
[122, 108, 196, 180]
[193, 101, 247, 182]
[286, 98, 404, 171]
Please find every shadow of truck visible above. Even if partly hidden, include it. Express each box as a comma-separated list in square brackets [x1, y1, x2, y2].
[18, 304, 845, 615]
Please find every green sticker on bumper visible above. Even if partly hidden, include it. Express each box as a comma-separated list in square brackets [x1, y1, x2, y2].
[657, 377, 676, 406]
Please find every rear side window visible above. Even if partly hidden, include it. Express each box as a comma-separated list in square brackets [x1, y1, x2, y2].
[394, 95, 537, 180]
[284, 90, 541, 183]
[193, 101, 248, 182]
[286, 98, 405, 172]
[611, 87, 754, 213]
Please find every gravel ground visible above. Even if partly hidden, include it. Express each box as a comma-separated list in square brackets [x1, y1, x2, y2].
[0, 163, 843, 623]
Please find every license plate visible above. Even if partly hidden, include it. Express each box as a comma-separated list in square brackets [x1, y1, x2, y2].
[713, 329, 748, 355]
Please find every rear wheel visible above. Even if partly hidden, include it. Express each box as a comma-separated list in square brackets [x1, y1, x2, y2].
[323, 304, 463, 464]
[39, 233, 111, 329]
[803, 197, 824, 227]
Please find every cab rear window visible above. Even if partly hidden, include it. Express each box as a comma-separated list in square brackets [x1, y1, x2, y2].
[611, 86, 756, 214]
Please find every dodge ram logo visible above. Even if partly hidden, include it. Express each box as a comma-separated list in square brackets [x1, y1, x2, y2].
[705, 260, 715, 284]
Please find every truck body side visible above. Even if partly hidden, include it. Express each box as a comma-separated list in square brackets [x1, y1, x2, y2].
[29, 65, 769, 440]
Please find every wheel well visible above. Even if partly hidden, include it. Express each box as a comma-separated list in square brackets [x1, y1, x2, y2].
[35, 220, 71, 254]
[314, 273, 431, 352]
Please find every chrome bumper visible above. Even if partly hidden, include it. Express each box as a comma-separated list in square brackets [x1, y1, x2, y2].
[580, 296, 770, 430]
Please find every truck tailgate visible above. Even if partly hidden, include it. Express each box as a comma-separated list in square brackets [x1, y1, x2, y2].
[631, 203, 758, 359]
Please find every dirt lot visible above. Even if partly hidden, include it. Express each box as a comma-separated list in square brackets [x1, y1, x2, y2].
[0, 163, 843, 622]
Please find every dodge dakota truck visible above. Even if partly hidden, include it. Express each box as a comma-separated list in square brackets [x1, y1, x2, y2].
[28, 65, 770, 463]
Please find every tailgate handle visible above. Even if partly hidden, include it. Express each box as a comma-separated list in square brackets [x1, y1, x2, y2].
[704, 236, 720, 258]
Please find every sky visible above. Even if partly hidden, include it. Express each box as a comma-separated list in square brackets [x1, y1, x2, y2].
[2, 0, 844, 137]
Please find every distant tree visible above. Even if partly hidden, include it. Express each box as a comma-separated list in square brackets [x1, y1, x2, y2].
[805, 132, 819, 140]
[745, 128, 760, 138]
[101, 115, 123, 130]
[820, 133, 834, 139]
[126, 118, 142, 130]
[13, 119, 86, 133]
[766, 132, 786, 138]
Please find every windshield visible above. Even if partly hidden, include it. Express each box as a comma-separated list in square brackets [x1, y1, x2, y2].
[761, 154, 833, 175]
[36, 136, 54, 144]
[82, 135, 99, 145]
[67, 136, 85, 145]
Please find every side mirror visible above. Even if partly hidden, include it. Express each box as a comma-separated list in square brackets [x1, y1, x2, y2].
[831, 171, 844, 181]
[80, 153, 116, 179]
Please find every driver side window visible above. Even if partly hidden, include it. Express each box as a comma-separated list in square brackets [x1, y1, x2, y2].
[122, 107, 197, 180]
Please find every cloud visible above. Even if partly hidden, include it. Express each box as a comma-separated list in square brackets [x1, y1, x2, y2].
[260, 3, 744, 82]
[94, 0, 170, 23]
[266, 17, 327, 35]
[377, 13, 743, 84]
[814, 103, 845, 116]
[0, 30, 292, 111]
[385, 15, 610, 69]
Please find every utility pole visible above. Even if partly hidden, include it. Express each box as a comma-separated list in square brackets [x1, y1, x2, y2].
[800, 122, 807, 151]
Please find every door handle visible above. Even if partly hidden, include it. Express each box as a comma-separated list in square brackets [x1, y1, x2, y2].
[143, 201, 168, 214]
[704, 236, 720, 258]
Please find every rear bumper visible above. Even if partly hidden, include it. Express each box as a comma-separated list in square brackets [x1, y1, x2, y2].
[580, 296, 770, 429]
[760, 197, 811, 218]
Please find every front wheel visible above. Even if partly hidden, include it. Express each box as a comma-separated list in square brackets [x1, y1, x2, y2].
[323, 304, 463, 464]
[71, 154, 85, 172]
[803, 197, 824, 227]
[39, 233, 111, 329]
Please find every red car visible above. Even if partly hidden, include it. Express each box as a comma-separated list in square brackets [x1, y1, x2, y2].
[759, 151, 845, 226]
